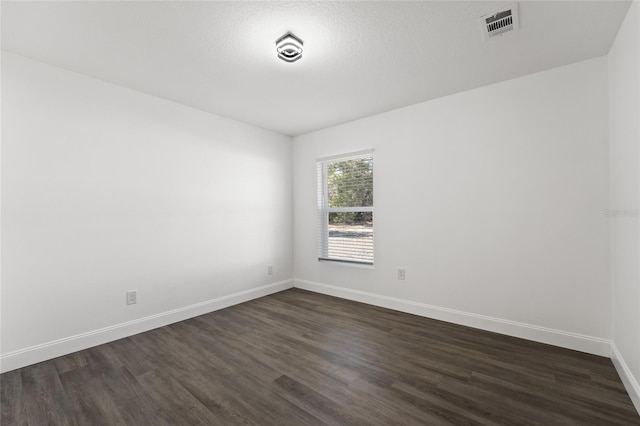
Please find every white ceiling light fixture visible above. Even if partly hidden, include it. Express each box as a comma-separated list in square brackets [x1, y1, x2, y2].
[276, 32, 303, 63]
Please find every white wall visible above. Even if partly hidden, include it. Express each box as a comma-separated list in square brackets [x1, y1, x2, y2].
[1, 52, 293, 371]
[609, 0, 640, 411]
[293, 57, 611, 355]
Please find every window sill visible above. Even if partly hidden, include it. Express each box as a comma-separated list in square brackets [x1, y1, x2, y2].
[318, 258, 374, 269]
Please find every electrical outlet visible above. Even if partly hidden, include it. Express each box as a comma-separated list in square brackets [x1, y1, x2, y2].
[397, 268, 406, 280]
[126, 290, 137, 305]
[267, 265, 274, 275]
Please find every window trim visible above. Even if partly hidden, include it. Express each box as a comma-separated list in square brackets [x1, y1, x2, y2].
[316, 149, 374, 265]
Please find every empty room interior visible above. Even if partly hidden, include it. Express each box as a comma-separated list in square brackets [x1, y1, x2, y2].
[1, 0, 640, 424]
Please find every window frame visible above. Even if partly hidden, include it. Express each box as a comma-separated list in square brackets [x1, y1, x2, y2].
[316, 149, 374, 266]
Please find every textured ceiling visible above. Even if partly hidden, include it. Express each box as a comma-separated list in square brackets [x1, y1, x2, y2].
[1, 1, 631, 136]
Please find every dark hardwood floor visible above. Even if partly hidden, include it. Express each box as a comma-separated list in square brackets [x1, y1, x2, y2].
[2, 288, 639, 425]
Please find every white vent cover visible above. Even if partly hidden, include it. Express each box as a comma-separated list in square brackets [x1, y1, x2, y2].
[480, 3, 519, 40]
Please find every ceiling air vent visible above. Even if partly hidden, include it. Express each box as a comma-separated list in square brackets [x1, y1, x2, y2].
[480, 3, 519, 40]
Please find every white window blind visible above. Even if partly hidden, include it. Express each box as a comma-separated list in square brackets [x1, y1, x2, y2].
[317, 150, 374, 265]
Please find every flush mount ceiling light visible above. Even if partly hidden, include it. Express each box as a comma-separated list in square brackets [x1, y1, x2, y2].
[276, 32, 303, 63]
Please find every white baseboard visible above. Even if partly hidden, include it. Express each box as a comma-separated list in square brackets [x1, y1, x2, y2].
[611, 343, 640, 414]
[294, 279, 611, 357]
[0, 280, 293, 373]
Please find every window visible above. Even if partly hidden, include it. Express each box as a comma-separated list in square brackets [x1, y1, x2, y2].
[317, 150, 374, 265]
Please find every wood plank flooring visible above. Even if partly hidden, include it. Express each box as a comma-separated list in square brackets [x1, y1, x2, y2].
[2, 288, 639, 425]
